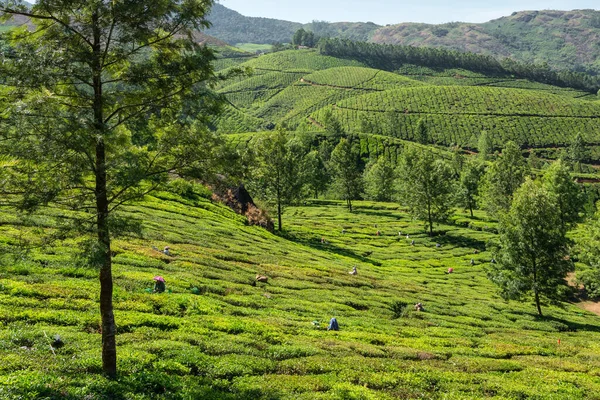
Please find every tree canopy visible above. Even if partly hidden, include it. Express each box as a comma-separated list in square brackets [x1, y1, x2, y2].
[488, 179, 571, 316]
[397, 147, 454, 236]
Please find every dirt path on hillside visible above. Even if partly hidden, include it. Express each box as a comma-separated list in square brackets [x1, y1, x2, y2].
[567, 272, 600, 316]
[579, 301, 600, 315]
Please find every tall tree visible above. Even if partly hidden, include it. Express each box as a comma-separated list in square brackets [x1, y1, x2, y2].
[479, 141, 529, 217]
[292, 28, 306, 46]
[568, 133, 587, 173]
[0, 0, 222, 378]
[397, 147, 455, 236]
[415, 119, 429, 144]
[542, 160, 584, 231]
[488, 179, 571, 316]
[477, 131, 493, 161]
[577, 204, 600, 298]
[251, 129, 306, 231]
[329, 138, 362, 211]
[304, 150, 329, 199]
[458, 158, 485, 217]
[363, 156, 396, 202]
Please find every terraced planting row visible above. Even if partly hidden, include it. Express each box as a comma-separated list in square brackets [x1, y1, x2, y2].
[2, 194, 600, 398]
[238, 50, 366, 73]
[300, 67, 425, 91]
[334, 86, 600, 118]
[312, 107, 600, 148]
[212, 50, 600, 157]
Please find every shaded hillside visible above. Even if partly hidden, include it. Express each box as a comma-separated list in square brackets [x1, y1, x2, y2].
[206, 3, 303, 44]
[371, 10, 600, 75]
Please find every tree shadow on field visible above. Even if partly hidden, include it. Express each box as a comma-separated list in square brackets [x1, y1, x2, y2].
[539, 314, 600, 333]
[278, 230, 382, 266]
[349, 208, 401, 220]
[436, 234, 487, 251]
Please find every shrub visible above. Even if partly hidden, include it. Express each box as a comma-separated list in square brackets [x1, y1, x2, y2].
[390, 301, 409, 319]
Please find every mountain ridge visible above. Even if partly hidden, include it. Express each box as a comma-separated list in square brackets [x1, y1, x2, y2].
[208, 5, 600, 74]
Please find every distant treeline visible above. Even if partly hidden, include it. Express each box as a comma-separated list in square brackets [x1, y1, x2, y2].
[318, 38, 600, 94]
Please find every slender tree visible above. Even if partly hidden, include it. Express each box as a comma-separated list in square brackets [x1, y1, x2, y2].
[329, 138, 362, 211]
[578, 204, 600, 298]
[477, 131, 493, 161]
[397, 147, 455, 236]
[415, 119, 429, 144]
[479, 141, 529, 216]
[542, 160, 584, 231]
[251, 129, 306, 231]
[363, 156, 396, 202]
[568, 133, 587, 173]
[488, 179, 571, 316]
[304, 150, 329, 199]
[458, 158, 485, 217]
[0, 0, 223, 378]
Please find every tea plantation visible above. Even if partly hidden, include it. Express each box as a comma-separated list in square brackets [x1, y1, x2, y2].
[2, 192, 600, 399]
[214, 50, 600, 161]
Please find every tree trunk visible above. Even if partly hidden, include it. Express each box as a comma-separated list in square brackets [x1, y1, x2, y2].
[532, 259, 543, 317]
[92, 12, 117, 378]
[534, 289, 543, 317]
[97, 141, 117, 378]
[427, 201, 433, 236]
[277, 197, 282, 232]
[469, 200, 474, 218]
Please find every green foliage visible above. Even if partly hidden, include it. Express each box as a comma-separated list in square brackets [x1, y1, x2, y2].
[542, 160, 584, 231]
[390, 301, 409, 319]
[480, 141, 530, 217]
[396, 147, 455, 235]
[248, 129, 307, 230]
[488, 179, 572, 316]
[303, 150, 329, 199]
[329, 138, 363, 211]
[568, 133, 588, 172]
[319, 38, 600, 93]
[477, 131, 494, 161]
[415, 119, 429, 145]
[457, 158, 486, 217]
[363, 157, 396, 202]
[578, 204, 600, 298]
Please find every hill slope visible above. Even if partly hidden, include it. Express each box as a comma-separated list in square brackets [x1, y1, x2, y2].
[205, 4, 380, 45]
[2, 191, 600, 398]
[213, 50, 600, 161]
[206, 5, 600, 75]
[371, 10, 600, 75]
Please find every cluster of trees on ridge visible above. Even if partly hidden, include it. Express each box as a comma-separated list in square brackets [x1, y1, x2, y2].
[318, 38, 600, 94]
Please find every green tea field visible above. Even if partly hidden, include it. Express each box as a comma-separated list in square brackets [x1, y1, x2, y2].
[2, 192, 600, 399]
[213, 50, 600, 162]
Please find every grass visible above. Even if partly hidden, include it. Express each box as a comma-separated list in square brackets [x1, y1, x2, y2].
[235, 43, 274, 53]
[1, 191, 600, 398]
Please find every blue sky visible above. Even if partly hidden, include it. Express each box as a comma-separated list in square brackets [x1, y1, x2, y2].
[218, 0, 598, 25]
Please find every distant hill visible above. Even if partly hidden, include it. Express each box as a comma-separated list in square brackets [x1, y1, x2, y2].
[208, 6, 600, 75]
[206, 3, 379, 45]
[366, 10, 600, 75]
